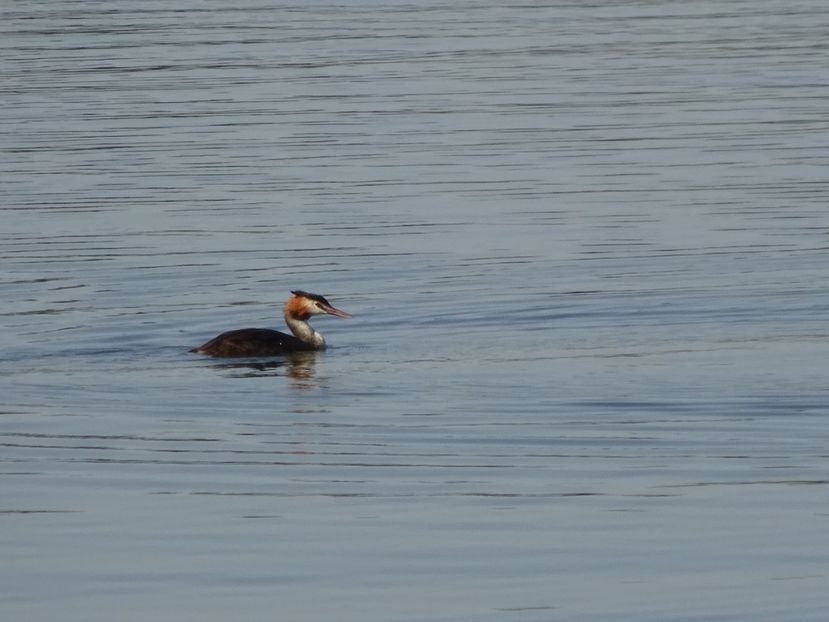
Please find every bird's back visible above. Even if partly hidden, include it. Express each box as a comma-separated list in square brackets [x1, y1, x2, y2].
[191, 328, 313, 357]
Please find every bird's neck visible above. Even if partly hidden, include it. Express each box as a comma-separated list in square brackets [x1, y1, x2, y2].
[284, 312, 326, 349]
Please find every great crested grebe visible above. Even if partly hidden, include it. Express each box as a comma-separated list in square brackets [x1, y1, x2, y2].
[191, 290, 351, 357]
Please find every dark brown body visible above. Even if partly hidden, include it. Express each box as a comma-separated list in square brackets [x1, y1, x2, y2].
[190, 328, 315, 357]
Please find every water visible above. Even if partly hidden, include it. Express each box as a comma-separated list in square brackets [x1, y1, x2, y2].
[2, 1, 829, 620]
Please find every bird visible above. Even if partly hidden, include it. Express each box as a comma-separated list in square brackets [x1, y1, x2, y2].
[191, 290, 351, 357]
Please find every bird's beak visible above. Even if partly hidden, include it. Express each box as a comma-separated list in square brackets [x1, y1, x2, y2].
[323, 305, 352, 319]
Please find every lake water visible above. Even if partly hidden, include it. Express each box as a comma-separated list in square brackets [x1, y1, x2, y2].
[2, 1, 828, 620]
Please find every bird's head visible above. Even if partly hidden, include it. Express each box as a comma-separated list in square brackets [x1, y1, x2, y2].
[285, 290, 352, 321]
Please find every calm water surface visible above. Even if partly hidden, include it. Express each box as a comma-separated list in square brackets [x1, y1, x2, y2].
[2, 1, 829, 621]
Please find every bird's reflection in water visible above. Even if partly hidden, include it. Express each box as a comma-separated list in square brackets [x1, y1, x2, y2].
[212, 351, 319, 389]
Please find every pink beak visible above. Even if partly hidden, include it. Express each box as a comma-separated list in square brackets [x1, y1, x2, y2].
[323, 305, 352, 319]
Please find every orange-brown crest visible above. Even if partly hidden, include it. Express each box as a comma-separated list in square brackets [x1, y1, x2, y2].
[284, 294, 312, 320]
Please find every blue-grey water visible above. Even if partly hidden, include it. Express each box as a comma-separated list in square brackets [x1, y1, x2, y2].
[2, 1, 828, 620]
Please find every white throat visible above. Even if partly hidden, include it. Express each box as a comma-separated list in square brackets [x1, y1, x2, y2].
[285, 313, 326, 349]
